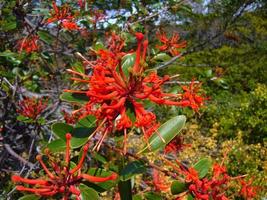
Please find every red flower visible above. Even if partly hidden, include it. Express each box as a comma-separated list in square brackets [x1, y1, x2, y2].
[78, 0, 86, 9]
[156, 32, 186, 56]
[91, 9, 105, 25]
[65, 32, 205, 151]
[165, 160, 232, 200]
[17, 97, 47, 120]
[240, 179, 258, 200]
[181, 80, 207, 111]
[164, 136, 190, 154]
[18, 35, 39, 53]
[47, 2, 79, 30]
[152, 169, 169, 192]
[12, 133, 117, 199]
[61, 20, 80, 30]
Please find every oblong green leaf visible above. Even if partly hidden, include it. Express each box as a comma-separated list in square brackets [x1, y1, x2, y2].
[80, 184, 100, 200]
[60, 92, 89, 104]
[171, 181, 187, 195]
[120, 161, 147, 181]
[51, 120, 95, 149]
[121, 53, 136, 77]
[193, 158, 212, 179]
[141, 115, 186, 153]
[37, 30, 54, 44]
[152, 53, 171, 62]
[18, 194, 40, 200]
[46, 139, 66, 152]
[51, 123, 73, 139]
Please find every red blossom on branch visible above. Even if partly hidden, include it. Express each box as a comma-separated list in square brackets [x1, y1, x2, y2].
[239, 178, 258, 200]
[156, 32, 187, 56]
[17, 35, 39, 53]
[152, 169, 170, 191]
[47, 2, 79, 30]
[65, 32, 206, 151]
[165, 160, 237, 200]
[164, 136, 190, 154]
[12, 133, 117, 199]
[181, 80, 207, 111]
[17, 97, 47, 120]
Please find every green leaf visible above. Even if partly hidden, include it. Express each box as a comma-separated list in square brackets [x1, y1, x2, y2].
[121, 53, 136, 77]
[51, 121, 95, 149]
[37, 30, 54, 44]
[193, 158, 212, 179]
[141, 115, 186, 153]
[187, 194, 194, 200]
[133, 195, 143, 200]
[46, 139, 66, 152]
[72, 115, 96, 148]
[60, 92, 89, 104]
[80, 184, 100, 200]
[18, 194, 40, 200]
[17, 115, 33, 123]
[119, 179, 132, 200]
[93, 41, 105, 51]
[152, 53, 171, 62]
[120, 161, 147, 181]
[144, 192, 162, 200]
[51, 123, 73, 139]
[73, 65, 85, 74]
[171, 181, 187, 195]
[2, 21, 17, 31]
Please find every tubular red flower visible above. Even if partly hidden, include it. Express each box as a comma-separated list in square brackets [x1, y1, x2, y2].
[17, 35, 39, 53]
[156, 31, 187, 56]
[81, 172, 118, 182]
[65, 32, 206, 151]
[70, 144, 89, 174]
[65, 133, 72, 164]
[17, 97, 47, 120]
[12, 175, 48, 185]
[12, 134, 118, 199]
[36, 155, 55, 179]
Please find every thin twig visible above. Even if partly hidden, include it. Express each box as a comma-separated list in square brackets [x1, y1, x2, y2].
[4, 144, 35, 168]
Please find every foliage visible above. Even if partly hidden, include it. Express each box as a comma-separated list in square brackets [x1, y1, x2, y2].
[0, 0, 266, 199]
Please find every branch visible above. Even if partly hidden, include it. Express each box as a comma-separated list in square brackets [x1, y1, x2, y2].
[4, 144, 35, 168]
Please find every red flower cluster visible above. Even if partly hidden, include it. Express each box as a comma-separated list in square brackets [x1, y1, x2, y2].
[91, 9, 106, 25]
[239, 179, 258, 200]
[152, 169, 170, 192]
[47, 2, 79, 30]
[17, 97, 47, 120]
[156, 32, 187, 56]
[164, 136, 190, 154]
[18, 35, 39, 53]
[65, 32, 205, 151]
[12, 133, 117, 199]
[166, 159, 258, 200]
[181, 80, 207, 111]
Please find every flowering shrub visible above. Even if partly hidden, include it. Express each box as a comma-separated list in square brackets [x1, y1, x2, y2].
[0, 0, 263, 200]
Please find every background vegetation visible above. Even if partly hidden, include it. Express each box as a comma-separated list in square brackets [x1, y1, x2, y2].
[0, 0, 266, 199]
